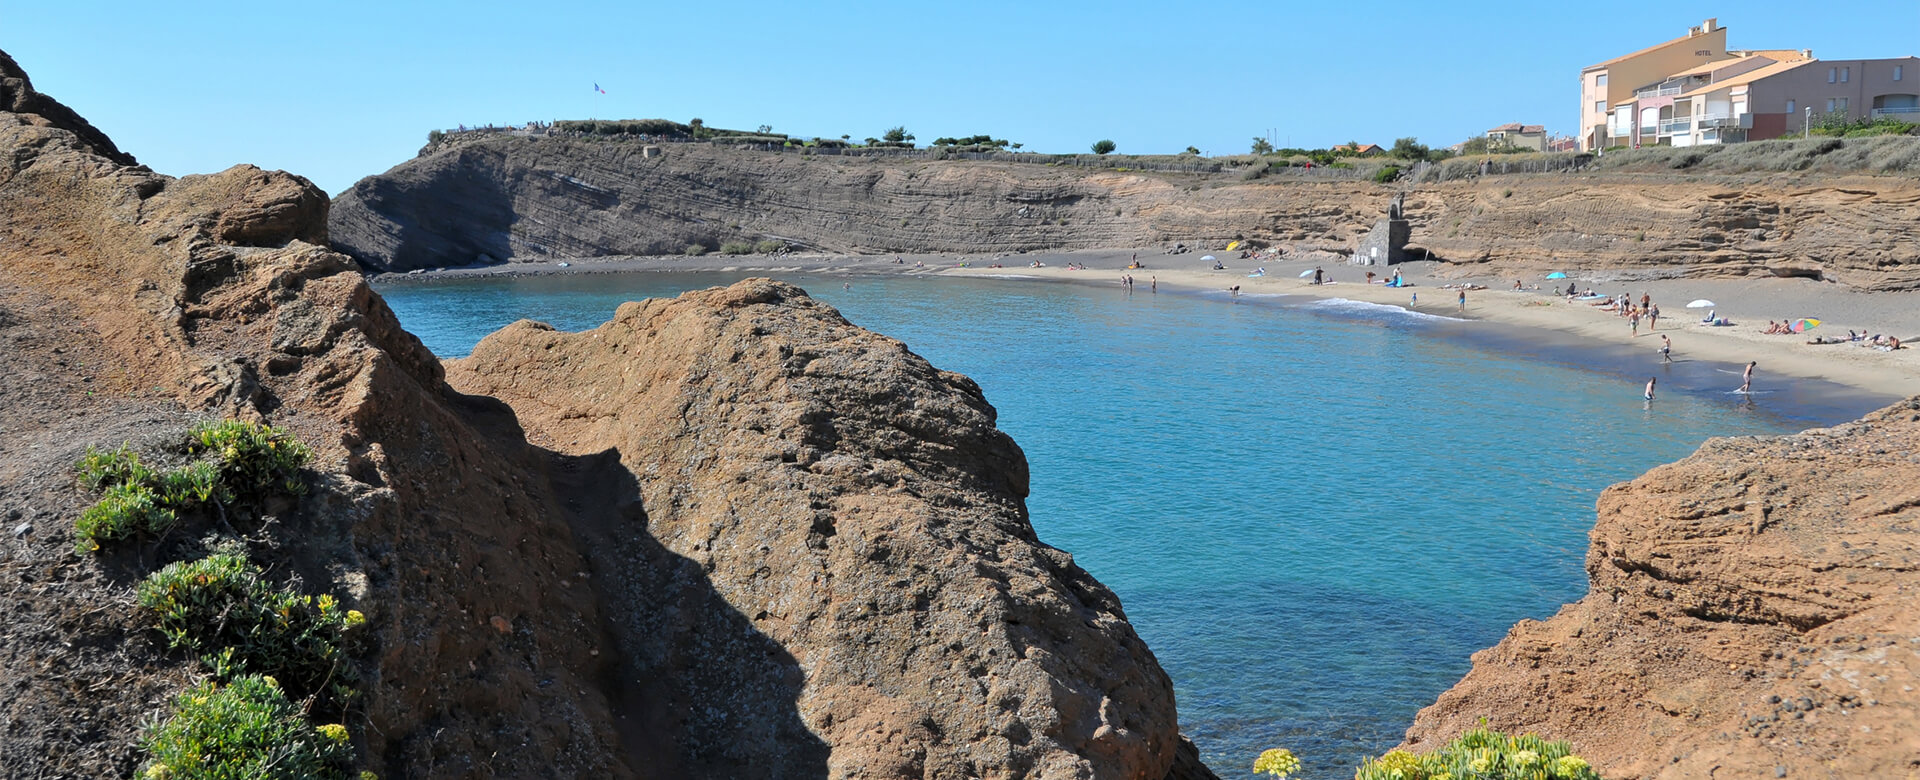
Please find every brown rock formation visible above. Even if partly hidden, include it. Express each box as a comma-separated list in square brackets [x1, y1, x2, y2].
[1, 48, 622, 778]
[444, 278, 1182, 779]
[329, 134, 1920, 290]
[1, 49, 1204, 779]
[1403, 398, 1920, 779]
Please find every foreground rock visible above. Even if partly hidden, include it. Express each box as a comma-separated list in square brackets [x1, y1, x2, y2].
[446, 278, 1188, 778]
[1404, 399, 1920, 779]
[331, 134, 1920, 290]
[2, 49, 1208, 779]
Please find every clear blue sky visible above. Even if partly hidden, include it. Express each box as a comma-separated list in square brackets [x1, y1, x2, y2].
[7, 0, 1915, 195]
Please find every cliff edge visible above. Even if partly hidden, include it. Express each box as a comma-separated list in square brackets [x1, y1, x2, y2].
[0, 50, 1204, 778]
[1403, 398, 1920, 779]
[330, 134, 1920, 291]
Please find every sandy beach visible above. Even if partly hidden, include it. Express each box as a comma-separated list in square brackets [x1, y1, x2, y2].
[378, 249, 1920, 399]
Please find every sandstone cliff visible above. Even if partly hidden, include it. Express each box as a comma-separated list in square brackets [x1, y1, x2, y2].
[330, 134, 1920, 290]
[1403, 398, 1920, 779]
[0, 50, 1203, 779]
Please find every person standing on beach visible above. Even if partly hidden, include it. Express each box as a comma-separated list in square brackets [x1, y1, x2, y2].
[1648, 303, 1659, 331]
[1645, 377, 1656, 401]
[1640, 292, 1651, 312]
[1312, 266, 1324, 285]
[1660, 334, 1672, 363]
[1740, 361, 1757, 393]
[1630, 309, 1640, 336]
[1457, 289, 1466, 311]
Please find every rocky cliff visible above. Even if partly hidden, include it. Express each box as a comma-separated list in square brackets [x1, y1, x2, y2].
[1403, 398, 1920, 779]
[0, 50, 1203, 779]
[330, 134, 1920, 290]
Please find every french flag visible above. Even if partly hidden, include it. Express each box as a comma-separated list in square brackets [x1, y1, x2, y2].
[594, 83, 606, 94]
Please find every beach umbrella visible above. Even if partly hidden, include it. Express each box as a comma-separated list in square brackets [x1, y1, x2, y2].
[1298, 269, 1316, 278]
[1545, 271, 1568, 279]
[1685, 299, 1716, 308]
[1201, 255, 1216, 261]
[1793, 318, 1821, 333]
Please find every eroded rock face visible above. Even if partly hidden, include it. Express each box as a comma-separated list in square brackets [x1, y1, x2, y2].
[1403, 398, 1920, 779]
[331, 135, 1920, 290]
[446, 279, 1183, 779]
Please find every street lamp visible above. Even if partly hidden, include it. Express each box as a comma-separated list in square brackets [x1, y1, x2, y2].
[1804, 106, 1812, 138]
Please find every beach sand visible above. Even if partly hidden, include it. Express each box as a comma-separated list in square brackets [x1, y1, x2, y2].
[381, 249, 1920, 398]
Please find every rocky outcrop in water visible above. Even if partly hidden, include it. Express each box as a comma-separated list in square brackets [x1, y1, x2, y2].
[1403, 398, 1920, 779]
[0, 50, 1204, 778]
[445, 278, 1187, 779]
[331, 134, 1920, 290]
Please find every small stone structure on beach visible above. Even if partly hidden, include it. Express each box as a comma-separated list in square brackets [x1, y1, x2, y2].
[1352, 192, 1410, 265]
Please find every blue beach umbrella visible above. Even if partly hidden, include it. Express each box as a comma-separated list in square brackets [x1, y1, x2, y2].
[1546, 271, 1568, 279]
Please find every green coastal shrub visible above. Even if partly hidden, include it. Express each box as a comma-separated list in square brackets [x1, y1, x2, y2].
[137, 553, 360, 696]
[75, 421, 311, 554]
[77, 443, 155, 491]
[684, 243, 710, 256]
[1351, 727, 1600, 780]
[188, 420, 312, 501]
[719, 240, 755, 255]
[1373, 165, 1402, 183]
[74, 482, 176, 553]
[141, 675, 353, 780]
[752, 240, 784, 254]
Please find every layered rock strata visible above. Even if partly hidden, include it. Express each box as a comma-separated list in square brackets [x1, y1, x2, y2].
[1404, 398, 1920, 779]
[1, 49, 1201, 778]
[331, 134, 1920, 290]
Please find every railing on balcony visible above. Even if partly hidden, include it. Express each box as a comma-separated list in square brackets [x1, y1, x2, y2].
[1697, 112, 1742, 128]
[1870, 106, 1920, 118]
[1634, 85, 1683, 99]
[1658, 118, 1693, 134]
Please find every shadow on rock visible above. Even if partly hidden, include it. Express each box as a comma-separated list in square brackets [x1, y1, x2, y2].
[552, 446, 828, 779]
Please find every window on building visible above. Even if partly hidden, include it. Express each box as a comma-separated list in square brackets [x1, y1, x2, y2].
[1827, 98, 1836, 112]
[1897, 65, 1905, 81]
[1594, 100, 1604, 114]
[1786, 99, 1796, 113]
[1841, 67, 1850, 83]
[1836, 97, 1849, 113]
[1828, 67, 1837, 83]
[1596, 74, 1608, 87]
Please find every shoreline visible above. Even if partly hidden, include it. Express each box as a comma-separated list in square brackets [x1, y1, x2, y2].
[372, 249, 1920, 400]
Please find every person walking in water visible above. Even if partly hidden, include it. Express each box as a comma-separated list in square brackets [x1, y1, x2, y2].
[1740, 361, 1757, 393]
[1660, 334, 1672, 363]
[1151, 276, 1157, 294]
[1645, 376, 1656, 401]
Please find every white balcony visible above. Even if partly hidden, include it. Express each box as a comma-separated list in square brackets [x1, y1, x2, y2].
[1658, 118, 1693, 135]
[1635, 85, 1683, 99]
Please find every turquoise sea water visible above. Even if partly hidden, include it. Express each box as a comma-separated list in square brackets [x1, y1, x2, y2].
[377, 272, 1887, 779]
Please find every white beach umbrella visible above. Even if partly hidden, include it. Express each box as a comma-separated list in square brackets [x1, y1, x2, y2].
[1201, 255, 1216, 261]
[1298, 269, 1316, 278]
[1685, 299, 1716, 308]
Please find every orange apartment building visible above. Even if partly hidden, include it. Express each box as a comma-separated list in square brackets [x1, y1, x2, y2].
[1579, 19, 1919, 150]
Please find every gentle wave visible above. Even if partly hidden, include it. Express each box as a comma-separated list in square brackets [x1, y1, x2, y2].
[1306, 297, 1470, 324]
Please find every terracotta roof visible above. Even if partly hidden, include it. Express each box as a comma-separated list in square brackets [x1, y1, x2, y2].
[1584, 25, 1726, 71]
[1675, 59, 1812, 98]
[1488, 123, 1545, 134]
[1662, 49, 1809, 80]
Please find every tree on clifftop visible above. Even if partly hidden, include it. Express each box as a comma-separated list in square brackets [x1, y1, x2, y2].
[1390, 136, 1433, 162]
[1251, 137, 1273, 155]
[1091, 139, 1117, 155]
[883, 126, 914, 143]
